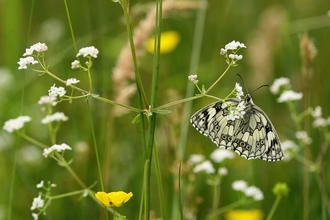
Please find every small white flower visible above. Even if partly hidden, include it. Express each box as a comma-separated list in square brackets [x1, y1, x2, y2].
[232, 180, 248, 191]
[38, 96, 57, 105]
[225, 41, 246, 50]
[226, 101, 246, 121]
[277, 90, 303, 103]
[244, 186, 264, 201]
[43, 143, 72, 158]
[193, 160, 215, 174]
[188, 154, 205, 164]
[77, 46, 99, 58]
[36, 180, 44, 188]
[311, 106, 322, 118]
[270, 77, 290, 94]
[210, 148, 235, 163]
[17, 56, 38, 70]
[32, 42, 48, 53]
[66, 78, 80, 86]
[220, 48, 227, 55]
[71, 60, 80, 69]
[295, 131, 312, 144]
[282, 140, 299, 161]
[31, 195, 44, 210]
[51, 183, 57, 188]
[188, 74, 198, 82]
[235, 83, 244, 100]
[48, 84, 66, 98]
[218, 167, 228, 176]
[313, 117, 327, 128]
[41, 112, 69, 124]
[23, 42, 48, 56]
[3, 116, 32, 133]
[235, 54, 243, 60]
[32, 213, 38, 220]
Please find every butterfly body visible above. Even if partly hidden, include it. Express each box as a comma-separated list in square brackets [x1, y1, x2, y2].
[190, 94, 284, 161]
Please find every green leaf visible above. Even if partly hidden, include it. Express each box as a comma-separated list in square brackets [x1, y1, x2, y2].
[131, 114, 141, 124]
[153, 109, 171, 115]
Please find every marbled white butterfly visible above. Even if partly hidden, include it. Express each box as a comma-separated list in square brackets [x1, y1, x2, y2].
[190, 94, 284, 161]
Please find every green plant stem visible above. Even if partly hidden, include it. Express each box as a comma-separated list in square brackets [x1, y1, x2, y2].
[41, 69, 141, 113]
[87, 58, 93, 94]
[176, 0, 206, 160]
[63, 0, 78, 53]
[205, 64, 232, 94]
[153, 141, 167, 220]
[49, 189, 87, 199]
[207, 197, 248, 219]
[119, 0, 148, 108]
[7, 147, 18, 220]
[265, 195, 282, 220]
[212, 182, 220, 216]
[142, 160, 150, 220]
[153, 96, 201, 111]
[20, 133, 49, 148]
[86, 100, 105, 191]
[60, 154, 87, 188]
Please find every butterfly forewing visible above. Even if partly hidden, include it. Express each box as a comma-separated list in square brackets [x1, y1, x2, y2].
[190, 94, 284, 162]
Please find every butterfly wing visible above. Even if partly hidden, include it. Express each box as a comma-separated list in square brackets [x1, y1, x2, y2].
[190, 95, 284, 162]
[230, 104, 284, 161]
[190, 98, 242, 150]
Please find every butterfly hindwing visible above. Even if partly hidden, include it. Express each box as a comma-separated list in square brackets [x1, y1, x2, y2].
[190, 94, 284, 162]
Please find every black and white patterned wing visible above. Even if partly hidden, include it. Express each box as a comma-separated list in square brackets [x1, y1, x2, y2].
[190, 98, 242, 150]
[230, 97, 284, 161]
[190, 94, 284, 162]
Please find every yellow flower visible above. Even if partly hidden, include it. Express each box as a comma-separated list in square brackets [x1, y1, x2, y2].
[95, 191, 133, 207]
[225, 209, 263, 220]
[145, 31, 180, 54]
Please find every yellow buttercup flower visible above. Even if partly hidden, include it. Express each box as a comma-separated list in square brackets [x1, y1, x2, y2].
[95, 191, 133, 207]
[145, 31, 180, 54]
[224, 209, 263, 220]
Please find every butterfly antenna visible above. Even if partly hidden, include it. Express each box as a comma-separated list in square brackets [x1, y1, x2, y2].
[236, 74, 249, 94]
[251, 84, 269, 95]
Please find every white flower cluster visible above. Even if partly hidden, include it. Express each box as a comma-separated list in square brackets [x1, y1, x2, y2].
[43, 143, 72, 157]
[235, 83, 244, 100]
[310, 106, 330, 128]
[48, 84, 66, 98]
[23, 42, 48, 56]
[3, 116, 32, 133]
[41, 112, 69, 124]
[71, 60, 80, 69]
[66, 78, 80, 86]
[281, 140, 299, 161]
[223, 83, 246, 121]
[188, 74, 198, 82]
[17, 57, 38, 70]
[17, 42, 48, 70]
[31, 195, 44, 211]
[295, 131, 312, 145]
[190, 148, 235, 175]
[226, 101, 246, 121]
[32, 180, 57, 219]
[232, 180, 264, 201]
[270, 77, 303, 103]
[220, 40, 246, 64]
[38, 96, 57, 106]
[76, 46, 99, 58]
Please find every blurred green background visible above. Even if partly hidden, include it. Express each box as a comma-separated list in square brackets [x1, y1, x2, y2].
[0, 0, 329, 219]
